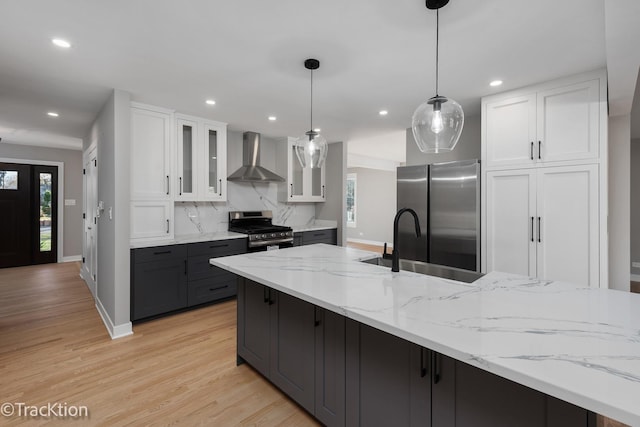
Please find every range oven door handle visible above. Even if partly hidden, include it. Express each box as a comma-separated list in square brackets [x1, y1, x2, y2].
[248, 237, 295, 248]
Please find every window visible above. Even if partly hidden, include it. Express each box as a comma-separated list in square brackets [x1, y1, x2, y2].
[0, 170, 18, 190]
[346, 173, 356, 227]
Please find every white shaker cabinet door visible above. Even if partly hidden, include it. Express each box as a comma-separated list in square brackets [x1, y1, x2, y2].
[485, 170, 537, 277]
[130, 201, 173, 241]
[130, 107, 173, 200]
[536, 165, 599, 287]
[536, 79, 599, 163]
[483, 94, 537, 168]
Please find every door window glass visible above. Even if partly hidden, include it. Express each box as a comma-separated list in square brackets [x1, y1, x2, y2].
[39, 173, 52, 252]
[0, 170, 18, 190]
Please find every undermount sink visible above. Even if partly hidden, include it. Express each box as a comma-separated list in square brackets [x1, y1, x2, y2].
[361, 257, 484, 284]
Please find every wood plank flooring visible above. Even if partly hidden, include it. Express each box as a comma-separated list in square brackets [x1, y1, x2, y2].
[0, 262, 318, 426]
[0, 261, 634, 426]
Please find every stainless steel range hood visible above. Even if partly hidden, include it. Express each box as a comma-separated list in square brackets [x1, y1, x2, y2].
[227, 131, 285, 182]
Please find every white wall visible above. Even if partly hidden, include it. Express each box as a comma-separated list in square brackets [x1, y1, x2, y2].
[84, 89, 132, 337]
[608, 114, 631, 291]
[406, 114, 481, 166]
[0, 143, 83, 258]
[631, 138, 640, 278]
[346, 167, 396, 245]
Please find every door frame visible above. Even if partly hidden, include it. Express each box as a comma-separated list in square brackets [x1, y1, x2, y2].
[0, 157, 64, 263]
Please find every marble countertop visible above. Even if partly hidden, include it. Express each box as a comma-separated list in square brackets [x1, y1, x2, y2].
[130, 231, 246, 249]
[210, 244, 640, 426]
[287, 220, 338, 233]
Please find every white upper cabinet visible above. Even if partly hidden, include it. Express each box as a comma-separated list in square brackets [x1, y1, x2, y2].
[484, 94, 537, 168]
[482, 74, 603, 169]
[130, 103, 173, 200]
[175, 114, 227, 202]
[276, 137, 326, 202]
[536, 79, 600, 163]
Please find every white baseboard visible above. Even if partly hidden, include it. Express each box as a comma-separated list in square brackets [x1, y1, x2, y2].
[630, 274, 640, 282]
[347, 238, 391, 248]
[61, 255, 82, 263]
[95, 298, 133, 340]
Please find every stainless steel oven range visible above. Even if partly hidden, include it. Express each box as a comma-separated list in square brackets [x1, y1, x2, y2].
[228, 210, 293, 252]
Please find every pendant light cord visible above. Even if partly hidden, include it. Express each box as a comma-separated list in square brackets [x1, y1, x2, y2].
[435, 8, 439, 97]
[310, 69, 314, 131]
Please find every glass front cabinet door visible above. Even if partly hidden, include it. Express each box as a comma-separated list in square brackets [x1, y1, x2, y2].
[176, 114, 227, 202]
[283, 137, 325, 202]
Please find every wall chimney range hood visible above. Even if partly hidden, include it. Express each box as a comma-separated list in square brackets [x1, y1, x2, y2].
[227, 131, 285, 182]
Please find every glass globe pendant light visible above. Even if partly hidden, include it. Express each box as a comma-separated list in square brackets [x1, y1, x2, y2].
[412, 0, 464, 153]
[295, 58, 328, 169]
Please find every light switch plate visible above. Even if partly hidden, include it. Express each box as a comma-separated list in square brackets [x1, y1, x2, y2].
[64, 199, 76, 206]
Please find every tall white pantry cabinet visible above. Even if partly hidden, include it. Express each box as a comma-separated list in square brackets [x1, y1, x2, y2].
[481, 70, 607, 288]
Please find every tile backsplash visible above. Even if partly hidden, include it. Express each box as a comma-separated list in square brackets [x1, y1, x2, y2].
[174, 182, 316, 236]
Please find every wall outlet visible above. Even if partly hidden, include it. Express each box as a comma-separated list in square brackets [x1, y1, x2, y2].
[632, 262, 640, 268]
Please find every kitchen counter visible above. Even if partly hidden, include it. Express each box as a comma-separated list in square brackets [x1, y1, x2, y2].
[288, 220, 337, 233]
[211, 244, 640, 426]
[130, 231, 246, 249]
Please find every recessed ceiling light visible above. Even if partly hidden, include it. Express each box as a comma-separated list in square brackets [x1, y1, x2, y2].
[47, 112, 59, 117]
[314, 128, 321, 132]
[51, 38, 71, 48]
[268, 116, 277, 121]
[205, 99, 216, 105]
[379, 110, 388, 116]
[490, 80, 503, 87]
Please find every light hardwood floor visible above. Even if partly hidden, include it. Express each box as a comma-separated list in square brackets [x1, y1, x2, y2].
[0, 262, 633, 426]
[0, 262, 318, 426]
[346, 241, 384, 253]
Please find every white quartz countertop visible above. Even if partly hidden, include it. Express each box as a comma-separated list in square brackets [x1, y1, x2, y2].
[287, 220, 338, 233]
[130, 231, 246, 249]
[210, 244, 640, 426]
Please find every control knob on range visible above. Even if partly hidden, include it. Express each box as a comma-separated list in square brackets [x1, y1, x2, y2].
[261, 234, 266, 239]
[271, 233, 276, 237]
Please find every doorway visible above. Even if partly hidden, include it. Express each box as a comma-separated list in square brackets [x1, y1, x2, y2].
[0, 162, 59, 268]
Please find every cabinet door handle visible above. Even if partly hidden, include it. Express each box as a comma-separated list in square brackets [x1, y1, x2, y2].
[184, 260, 187, 275]
[179, 177, 183, 196]
[153, 250, 171, 255]
[166, 219, 170, 234]
[538, 140, 542, 160]
[219, 179, 222, 196]
[314, 308, 321, 327]
[530, 142, 534, 160]
[322, 185, 325, 198]
[208, 284, 228, 292]
[432, 352, 441, 384]
[166, 175, 170, 195]
[209, 243, 229, 249]
[420, 348, 428, 378]
[530, 217, 534, 242]
[537, 217, 542, 243]
[290, 183, 293, 198]
[268, 289, 276, 305]
[263, 287, 269, 304]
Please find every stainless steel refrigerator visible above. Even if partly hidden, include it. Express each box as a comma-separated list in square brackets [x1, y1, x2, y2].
[396, 160, 480, 272]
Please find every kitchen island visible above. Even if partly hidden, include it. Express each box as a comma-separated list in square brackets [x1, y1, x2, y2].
[211, 244, 640, 426]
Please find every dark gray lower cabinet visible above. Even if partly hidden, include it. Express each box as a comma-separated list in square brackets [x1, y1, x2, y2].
[237, 278, 346, 425]
[237, 279, 596, 427]
[131, 238, 246, 321]
[302, 229, 337, 245]
[315, 308, 346, 427]
[434, 357, 597, 427]
[346, 321, 430, 427]
[131, 245, 188, 320]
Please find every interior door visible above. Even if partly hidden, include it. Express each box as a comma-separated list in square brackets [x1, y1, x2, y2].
[83, 152, 98, 290]
[0, 163, 31, 268]
[32, 165, 58, 264]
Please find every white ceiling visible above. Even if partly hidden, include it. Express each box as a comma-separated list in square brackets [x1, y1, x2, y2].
[0, 0, 630, 157]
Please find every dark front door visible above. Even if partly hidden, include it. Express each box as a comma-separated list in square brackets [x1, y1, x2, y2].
[0, 162, 58, 268]
[0, 163, 32, 267]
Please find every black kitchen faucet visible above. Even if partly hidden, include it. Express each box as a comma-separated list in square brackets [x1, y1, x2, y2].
[383, 208, 422, 272]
